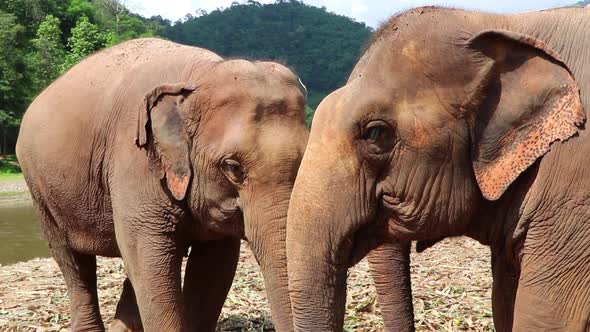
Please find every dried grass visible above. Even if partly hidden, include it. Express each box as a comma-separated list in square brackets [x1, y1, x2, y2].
[0, 237, 494, 331]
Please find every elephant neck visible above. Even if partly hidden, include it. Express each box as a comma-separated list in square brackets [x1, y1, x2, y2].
[466, 164, 539, 265]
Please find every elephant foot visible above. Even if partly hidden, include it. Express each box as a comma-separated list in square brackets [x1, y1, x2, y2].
[108, 319, 143, 332]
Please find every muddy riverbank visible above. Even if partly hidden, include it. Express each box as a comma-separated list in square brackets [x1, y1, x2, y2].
[0, 176, 48, 265]
[0, 175, 31, 203]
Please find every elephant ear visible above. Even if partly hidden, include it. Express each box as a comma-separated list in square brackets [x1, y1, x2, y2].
[464, 29, 585, 201]
[136, 83, 197, 201]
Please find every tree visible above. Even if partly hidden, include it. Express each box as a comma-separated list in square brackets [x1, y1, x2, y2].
[66, 0, 96, 21]
[163, 0, 372, 109]
[305, 106, 315, 127]
[0, 0, 69, 39]
[28, 15, 66, 91]
[0, 110, 19, 159]
[62, 16, 105, 72]
[94, 0, 163, 46]
[0, 0, 170, 155]
[97, 0, 128, 38]
[0, 10, 26, 157]
[0, 10, 25, 104]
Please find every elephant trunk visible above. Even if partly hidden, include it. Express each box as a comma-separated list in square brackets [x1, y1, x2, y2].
[245, 190, 293, 332]
[286, 206, 348, 331]
[368, 242, 415, 332]
[286, 140, 365, 331]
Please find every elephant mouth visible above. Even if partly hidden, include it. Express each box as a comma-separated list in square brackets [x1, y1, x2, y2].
[347, 226, 375, 267]
[346, 216, 388, 268]
[208, 206, 244, 237]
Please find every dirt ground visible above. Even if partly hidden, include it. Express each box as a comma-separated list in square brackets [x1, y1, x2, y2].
[0, 237, 494, 331]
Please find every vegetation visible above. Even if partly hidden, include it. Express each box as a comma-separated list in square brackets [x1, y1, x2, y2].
[28, 15, 66, 90]
[0, 0, 372, 157]
[0, 0, 168, 157]
[164, 0, 372, 108]
[0, 155, 21, 177]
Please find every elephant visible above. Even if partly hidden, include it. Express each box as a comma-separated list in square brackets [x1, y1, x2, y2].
[286, 6, 590, 332]
[367, 241, 414, 331]
[16, 38, 309, 331]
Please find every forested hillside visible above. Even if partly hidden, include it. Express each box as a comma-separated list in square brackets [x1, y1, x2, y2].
[0, 0, 371, 156]
[0, 0, 167, 156]
[164, 1, 372, 108]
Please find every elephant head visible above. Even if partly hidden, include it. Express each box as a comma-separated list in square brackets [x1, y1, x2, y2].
[137, 60, 308, 331]
[286, 8, 584, 331]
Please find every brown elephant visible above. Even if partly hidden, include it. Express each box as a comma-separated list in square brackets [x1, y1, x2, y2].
[367, 241, 414, 331]
[287, 6, 590, 332]
[16, 38, 308, 331]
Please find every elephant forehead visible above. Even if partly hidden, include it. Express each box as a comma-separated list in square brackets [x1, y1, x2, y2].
[317, 81, 391, 120]
[210, 60, 298, 90]
[395, 89, 457, 148]
[200, 103, 305, 162]
[257, 122, 306, 153]
[205, 75, 303, 116]
[400, 40, 435, 71]
[247, 127, 308, 183]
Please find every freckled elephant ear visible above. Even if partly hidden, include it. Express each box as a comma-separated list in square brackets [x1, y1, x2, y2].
[464, 29, 585, 201]
[136, 83, 197, 201]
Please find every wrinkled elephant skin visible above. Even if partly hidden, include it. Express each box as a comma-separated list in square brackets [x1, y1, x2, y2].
[17, 38, 308, 332]
[287, 7, 590, 332]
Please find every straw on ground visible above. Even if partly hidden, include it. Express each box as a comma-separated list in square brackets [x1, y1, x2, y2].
[0, 237, 493, 331]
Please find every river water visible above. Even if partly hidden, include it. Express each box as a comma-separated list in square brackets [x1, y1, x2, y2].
[0, 201, 49, 265]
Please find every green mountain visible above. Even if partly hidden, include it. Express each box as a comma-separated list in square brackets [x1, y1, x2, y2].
[164, 1, 373, 108]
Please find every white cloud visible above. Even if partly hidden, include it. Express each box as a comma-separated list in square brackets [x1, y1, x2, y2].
[133, 0, 577, 26]
[351, 0, 369, 17]
[129, 0, 193, 21]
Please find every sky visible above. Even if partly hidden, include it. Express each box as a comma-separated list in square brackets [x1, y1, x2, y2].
[130, 0, 578, 27]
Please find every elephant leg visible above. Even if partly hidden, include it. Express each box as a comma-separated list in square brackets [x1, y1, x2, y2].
[36, 203, 104, 331]
[183, 237, 241, 332]
[109, 278, 142, 332]
[490, 253, 518, 332]
[512, 265, 589, 331]
[368, 241, 414, 332]
[512, 284, 571, 331]
[510, 220, 590, 332]
[54, 249, 103, 331]
[114, 216, 184, 332]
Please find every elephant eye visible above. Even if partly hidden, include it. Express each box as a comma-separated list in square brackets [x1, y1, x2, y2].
[364, 126, 384, 142]
[360, 121, 395, 154]
[362, 121, 391, 143]
[221, 159, 246, 184]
